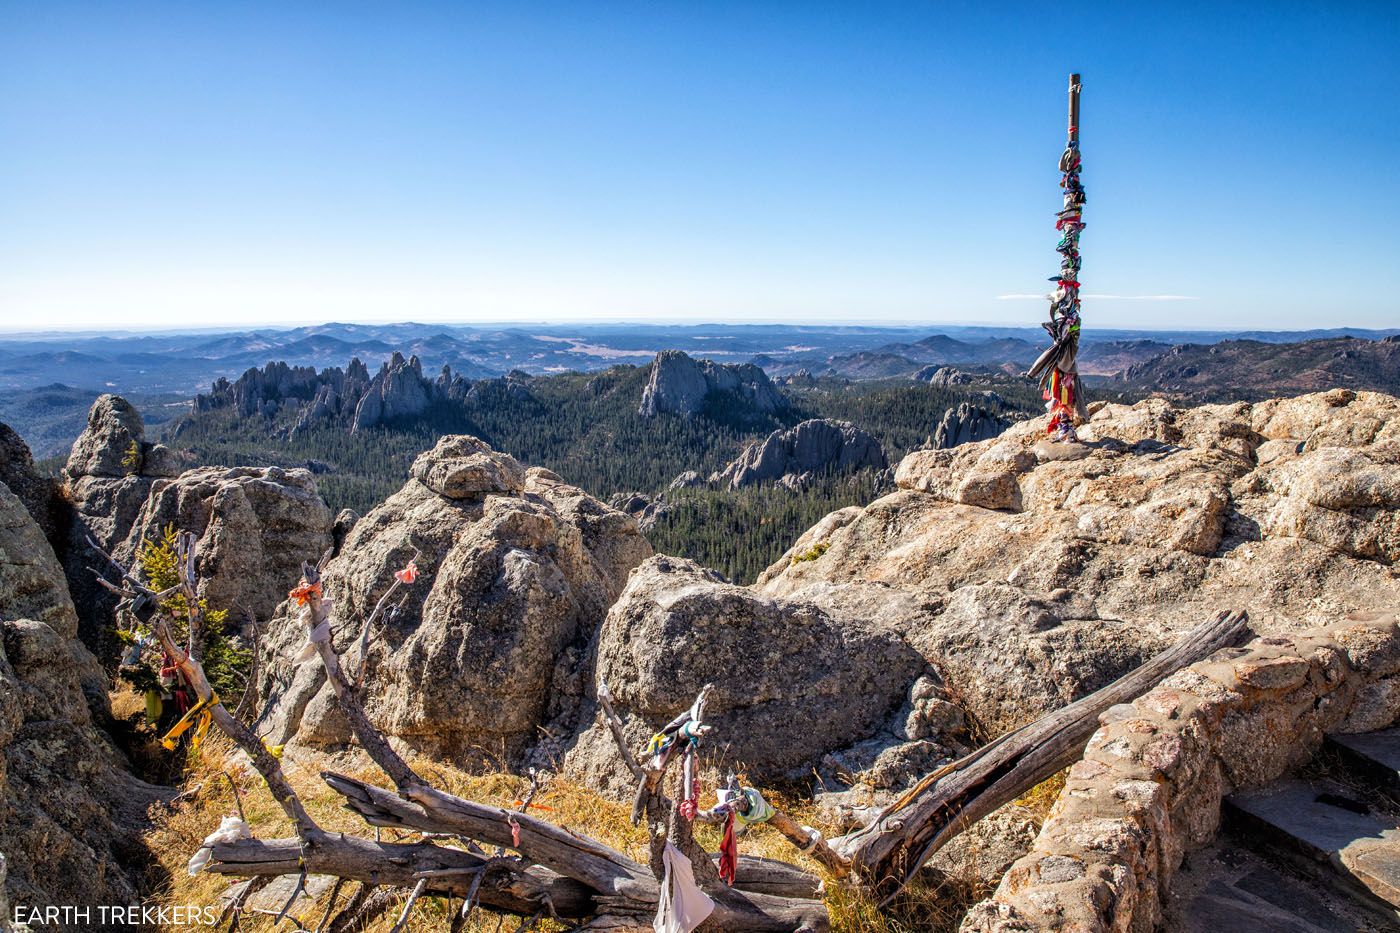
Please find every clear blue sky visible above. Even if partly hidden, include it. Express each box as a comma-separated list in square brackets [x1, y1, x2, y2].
[2, 1, 1397, 331]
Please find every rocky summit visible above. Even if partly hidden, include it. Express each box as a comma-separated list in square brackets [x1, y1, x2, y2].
[3, 385, 1400, 926]
[637, 349, 788, 417]
[575, 390, 1400, 802]
[759, 389, 1400, 731]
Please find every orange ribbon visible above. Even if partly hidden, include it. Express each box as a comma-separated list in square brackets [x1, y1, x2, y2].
[288, 579, 322, 606]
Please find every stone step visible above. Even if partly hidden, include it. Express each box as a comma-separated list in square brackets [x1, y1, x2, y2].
[1224, 779, 1400, 920]
[1166, 848, 1360, 933]
[1326, 728, 1400, 797]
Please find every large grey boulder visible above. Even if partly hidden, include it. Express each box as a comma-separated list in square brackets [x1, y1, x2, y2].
[116, 465, 334, 626]
[0, 478, 166, 915]
[0, 481, 107, 711]
[712, 419, 887, 489]
[59, 395, 177, 664]
[638, 350, 787, 418]
[567, 555, 931, 788]
[64, 394, 145, 479]
[256, 436, 652, 764]
[915, 365, 977, 387]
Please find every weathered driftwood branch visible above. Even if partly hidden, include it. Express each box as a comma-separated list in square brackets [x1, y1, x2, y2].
[323, 771, 654, 899]
[297, 561, 420, 791]
[837, 609, 1250, 901]
[765, 809, 850, 878]
[209, 835, 589, 920]
[324, 772, 830, 929]
[596, 680, 644, 781]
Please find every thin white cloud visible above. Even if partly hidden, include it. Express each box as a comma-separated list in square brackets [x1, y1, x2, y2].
[996, 293, 1200, 301]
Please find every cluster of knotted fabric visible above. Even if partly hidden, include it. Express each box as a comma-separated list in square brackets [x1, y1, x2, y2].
[1028, 126, 1089, 440]
[647, 698, 781, 933]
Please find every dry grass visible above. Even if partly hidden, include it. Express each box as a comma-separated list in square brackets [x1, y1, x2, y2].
[1013, 770, 1066, 828]
[142, 740, 992, 932]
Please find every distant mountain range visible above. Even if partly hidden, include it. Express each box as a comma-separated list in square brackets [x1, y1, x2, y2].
[1122, 336, 1400, 402]
[4, 321, 1397, 397]
[1, 321, 1397, 455]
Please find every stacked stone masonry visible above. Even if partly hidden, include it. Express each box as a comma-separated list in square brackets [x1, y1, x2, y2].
[962, 611, 1400, 932]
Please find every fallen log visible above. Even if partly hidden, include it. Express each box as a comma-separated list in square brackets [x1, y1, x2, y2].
[205, 834, 595, 918]
[324, 771, 654, 900]
[837, 609, 1250, 901]
[325, 771, 831, 930]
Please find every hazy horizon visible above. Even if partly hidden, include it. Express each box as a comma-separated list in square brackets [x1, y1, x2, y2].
[3, 317, 1399, 341]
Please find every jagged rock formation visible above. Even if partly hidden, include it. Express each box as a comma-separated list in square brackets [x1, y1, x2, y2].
[931, 402, 1014, 449]
[59, 395, 182, 663]
[195, 353, 474, 436]
[256, 435, 652, 763]
[0, 465, 166, 915]
[711, 419, 887, 490]
[352, 352, 432, 430]
[116, 466, 333, 626]
[757, 389, 1400, 735]
[637, 350, 787, 418]
[465, 369, 535, 405]
[567, 556, 938, 790]
[197, 359, 354, 418]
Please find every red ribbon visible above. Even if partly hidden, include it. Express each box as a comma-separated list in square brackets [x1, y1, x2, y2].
[718, 811, 738, 885]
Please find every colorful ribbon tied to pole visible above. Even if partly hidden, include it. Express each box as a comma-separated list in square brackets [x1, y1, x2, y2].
[1027, 73, 1090, 442]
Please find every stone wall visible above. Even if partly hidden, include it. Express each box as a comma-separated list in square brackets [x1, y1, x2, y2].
[962, 610, 1400, 932]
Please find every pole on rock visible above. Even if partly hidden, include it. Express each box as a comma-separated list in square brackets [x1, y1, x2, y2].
[1027, 72, 1088, 443]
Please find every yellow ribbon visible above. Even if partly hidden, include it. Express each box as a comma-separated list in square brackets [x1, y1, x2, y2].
[161, 692, 220, 753]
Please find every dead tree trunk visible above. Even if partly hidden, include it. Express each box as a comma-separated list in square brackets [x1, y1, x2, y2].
[835, 609, 1250, 902]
